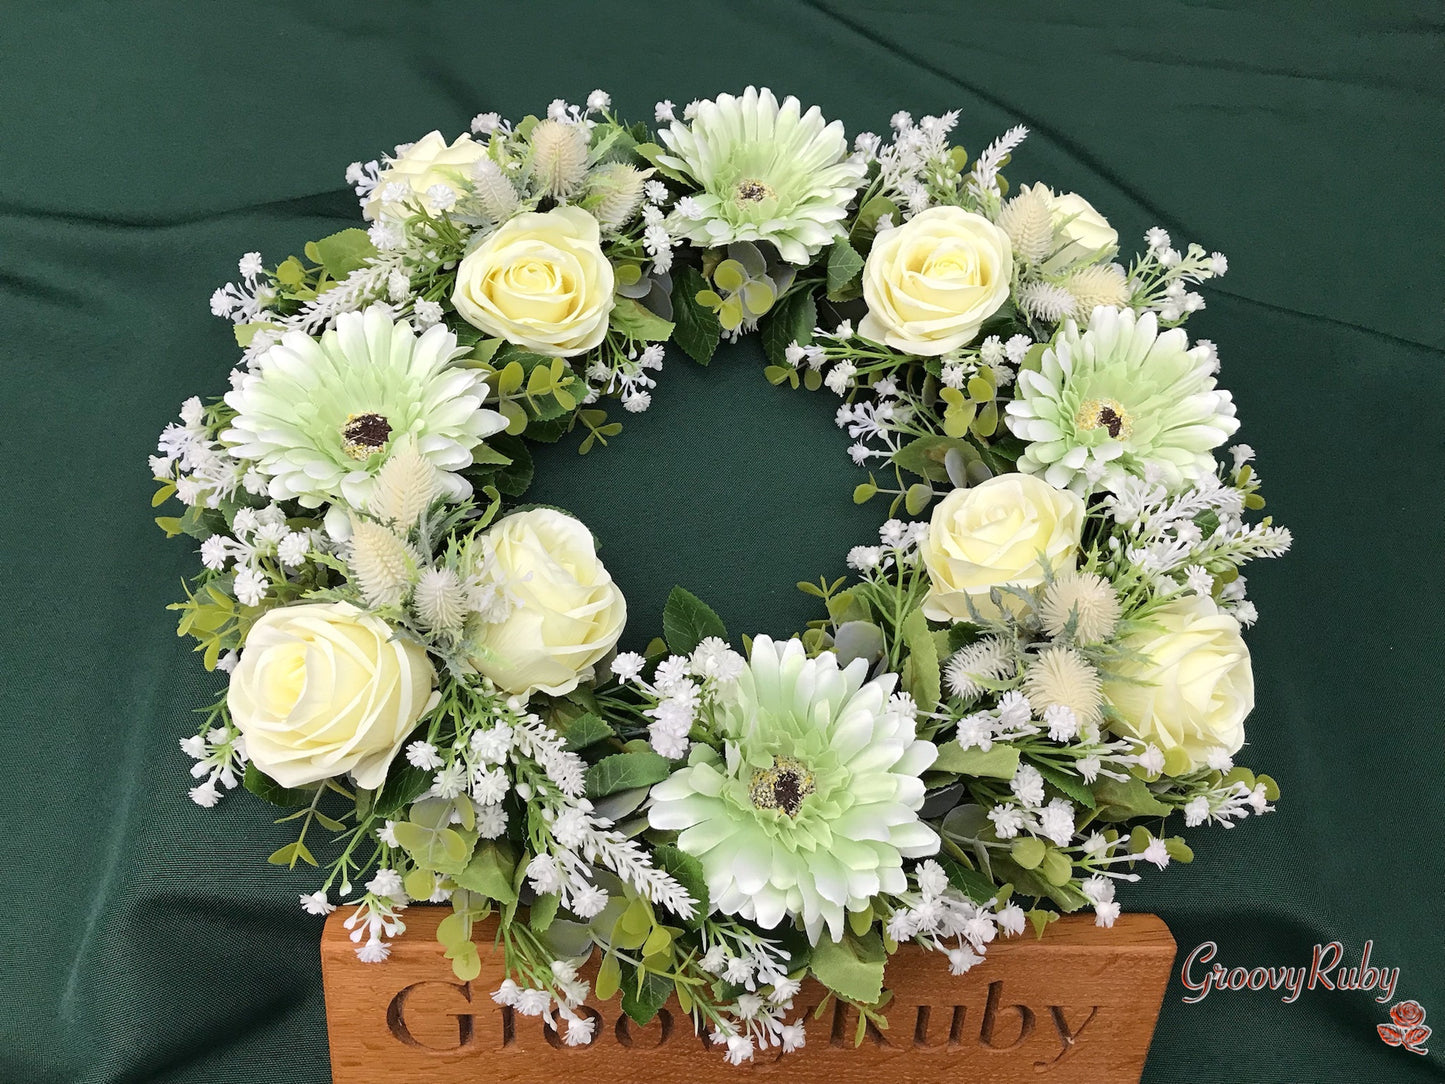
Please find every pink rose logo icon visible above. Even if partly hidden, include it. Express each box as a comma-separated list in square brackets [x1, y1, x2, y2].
[1379, 1001, 1430, 1055]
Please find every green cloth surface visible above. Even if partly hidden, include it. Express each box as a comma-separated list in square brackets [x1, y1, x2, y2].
[2, 2, 1441, 1081]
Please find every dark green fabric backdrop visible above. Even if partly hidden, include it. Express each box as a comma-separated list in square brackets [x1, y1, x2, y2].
[2, 2, 1441, 1081]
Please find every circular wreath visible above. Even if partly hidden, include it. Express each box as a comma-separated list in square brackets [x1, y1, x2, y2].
[154, 87, 1289, 1061]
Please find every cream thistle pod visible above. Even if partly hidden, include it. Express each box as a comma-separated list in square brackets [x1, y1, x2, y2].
[921, 473, 1086, 623]
[228, 602, 438, 790]
[648, 635, 939, 944]
[1102, 596, 1254, 774]
[466, 508, 627, 698]
[451, 206, 616, 357]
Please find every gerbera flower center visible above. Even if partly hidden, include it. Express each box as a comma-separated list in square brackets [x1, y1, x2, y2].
[734, 178, 775, 204]
[342, 412, 393, 459]
[749, 756, 816, 817]
[1074, 397, 1132, 440]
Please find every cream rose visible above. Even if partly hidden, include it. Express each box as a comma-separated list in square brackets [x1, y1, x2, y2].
[451, 207, 615, 356]
[1102, 596, 1253, 774]
[1049, 191, 1118, 261]
[859, 206, 1013, 356]
[228, 602, 437, 789]
[921, 474, 1085, 623]
[363, 131, 488, 221]
[469, 509, 626, 697]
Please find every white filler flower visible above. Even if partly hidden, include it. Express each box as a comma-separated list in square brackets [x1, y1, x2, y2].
[648, 635, 938, 943]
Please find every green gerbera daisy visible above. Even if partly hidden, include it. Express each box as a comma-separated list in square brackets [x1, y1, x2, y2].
[648, 635, 939, 943]
[223, 306, 504, 510]
[1005, 306, 1239, 495]
[658, 87, 866, 265]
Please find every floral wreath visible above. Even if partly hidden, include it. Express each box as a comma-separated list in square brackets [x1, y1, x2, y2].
[154, 87, 1289, 1062]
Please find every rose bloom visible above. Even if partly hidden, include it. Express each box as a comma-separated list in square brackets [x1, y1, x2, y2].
[859, 206, 1013, 356]
[1390, 1001, 1427, 1028]
[1048, 190, 1118, 264]
[469, 509, 626, 697]
[364, 131, 488, 220]
[921, 474, 1085, 623]
[451, 206, 615, 356]
[1102, 596, 1254, 774]
[228, 602, 437, 789]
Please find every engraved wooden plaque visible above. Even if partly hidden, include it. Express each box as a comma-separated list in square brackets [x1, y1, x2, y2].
[321, 908, 1175, 1083]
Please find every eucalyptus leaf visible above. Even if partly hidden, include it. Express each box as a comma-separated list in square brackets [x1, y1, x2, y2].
[391, 799, 475, 875]
[591, 785, 651, 823]
[919, 780, 966, 818]
[893, 435, 976, 484]
[760, 289, 816, 367]
[653, 844, 709, 929]
[622, 968, 675, 1026]
[311, 228, 376, 278]
[452, 840, 518, 904]
[661, 585, 727, 655]
[1092, 774, 1171, 820]
[671, 266, 721, 364]
[940, 803, 989, 840]
[585, 750, 672, 798]
[1039, 848, 1074, 886]
[542, 919, 596, 960]
[1010, 836, 1046, 870]
[610, 296, 675, 342]
[938, 854, 1001, 903]
[833, 621, 885, 668]
[932, 742, 1020, 780]
[810, 929, 886, 1005]
[825, 240, 865, 301]
[243, 763, 317, 808]
[899, 608, 940, 714]
[595, 952, 623, 1000]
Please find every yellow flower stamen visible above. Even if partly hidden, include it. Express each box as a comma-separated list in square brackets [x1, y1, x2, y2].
[342, 412, 392, 460]
[1074, 398, 1133, 440]
[749, 756, 816, 817]
[735, 178, 774, 204]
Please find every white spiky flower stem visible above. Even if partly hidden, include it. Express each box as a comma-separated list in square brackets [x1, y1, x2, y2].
[412, 567, 468, 634]
[1015, 279, 1076, 323]
[529, 119, 590, 201]
[472, 158, 520, 222]
[995, 182, 1054, 264]
[588, 162, 647, 230]
[346, 514, 418, 608]
[1062, 265, 1130, 318]
[944, 635, 1017, 701]
[367, 437, 439, 531]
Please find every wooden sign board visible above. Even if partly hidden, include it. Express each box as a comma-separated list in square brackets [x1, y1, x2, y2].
[321, 908, 1175, 1083]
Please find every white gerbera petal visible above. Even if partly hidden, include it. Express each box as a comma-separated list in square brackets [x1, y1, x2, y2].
[1005, 306, 1238, 495]
[647, 635, 939, 943]
[657, 87, 866, 265]
[222, 306, 506, 510]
